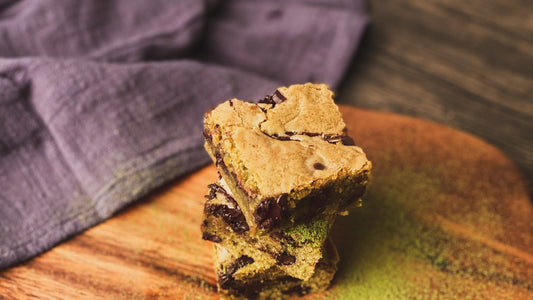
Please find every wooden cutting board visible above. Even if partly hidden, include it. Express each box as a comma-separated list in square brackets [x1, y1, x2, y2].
[1, 106, 531, 299]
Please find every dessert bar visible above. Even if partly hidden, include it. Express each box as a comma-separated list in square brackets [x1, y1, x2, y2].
[213, 237, 339, 299]
[201, 180, 335, 280]
[203, 83, 371, 232]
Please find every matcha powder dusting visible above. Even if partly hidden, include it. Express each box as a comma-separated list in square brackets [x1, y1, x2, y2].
[284, 218, 331, 248]
[319, 110, 533, 300]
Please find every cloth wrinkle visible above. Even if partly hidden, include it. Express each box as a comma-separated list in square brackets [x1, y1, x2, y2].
[0, 0, 367, 269]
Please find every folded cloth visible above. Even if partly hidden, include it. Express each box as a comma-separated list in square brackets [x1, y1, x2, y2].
[0, 0, 367, 269]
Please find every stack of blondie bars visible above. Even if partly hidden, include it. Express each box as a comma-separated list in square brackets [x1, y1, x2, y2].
[201, 83, 371, 299]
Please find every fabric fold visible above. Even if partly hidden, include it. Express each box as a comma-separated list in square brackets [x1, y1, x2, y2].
[0, 0, 367, 269]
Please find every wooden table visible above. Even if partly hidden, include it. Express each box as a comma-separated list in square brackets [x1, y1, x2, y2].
[337, 0, 533, 183]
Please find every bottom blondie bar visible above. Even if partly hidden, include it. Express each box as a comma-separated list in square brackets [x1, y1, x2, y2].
[201, 180, 335, 280]
[213, 238, 339, 299]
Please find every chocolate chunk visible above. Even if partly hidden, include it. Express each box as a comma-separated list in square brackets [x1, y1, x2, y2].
[205, 203, 249, 234]
[276, 193, 289, 210]
[233, 255, 254, 270]
[212, 155, 250, 200]
[275, 252, 296, 265]
[258, 247, 297, 266]
[322, 134, 356, 146]
[270, 133, 292, 141]
[218, 255, 255, 289]
[313, 162, 326, 170]
[221, 207, 249, 234]
[285, 131, 320, 137]
[254, 199, 279, 230]
[258, 95, 275, 105]
[274, 89, 287, 101]
[258, 89, 287, 107]
[206, 183, 238, 207]
[214, 152, 229, 176]
[202, 232, 222, 243]
[218, 271, 231, 289]
[253, 193, 289, 230]
[205, 184, 249, 233]
[323, 134, 343, 144]
[214, 154, 251, 200]
[202, 128, 212, 143]
[268, 231, 299, 247]
[206, 183, 219, 200]
[275, 131, 355, 146]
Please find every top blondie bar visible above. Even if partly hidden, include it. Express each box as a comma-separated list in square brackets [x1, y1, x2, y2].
[203, 83, 371, 232]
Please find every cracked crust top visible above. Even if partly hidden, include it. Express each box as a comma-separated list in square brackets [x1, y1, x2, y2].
[204, 83, 371, 198]
[259, 84, 346, 139]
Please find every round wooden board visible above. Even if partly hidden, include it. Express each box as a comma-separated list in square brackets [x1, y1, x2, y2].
[0, 106, 531, 299]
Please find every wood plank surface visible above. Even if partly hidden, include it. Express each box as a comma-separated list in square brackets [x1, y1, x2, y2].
[337, 0, 533, 182]
[1, 106, 531, 299]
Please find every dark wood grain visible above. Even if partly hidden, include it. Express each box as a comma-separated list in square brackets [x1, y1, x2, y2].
[337, 0, 533, 183]
[0, 107, 531, 299]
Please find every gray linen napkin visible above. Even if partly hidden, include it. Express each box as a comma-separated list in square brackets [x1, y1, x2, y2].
[0, 0, 367, 269]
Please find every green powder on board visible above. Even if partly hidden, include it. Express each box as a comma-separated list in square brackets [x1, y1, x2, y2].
[319, 162, 532, 300]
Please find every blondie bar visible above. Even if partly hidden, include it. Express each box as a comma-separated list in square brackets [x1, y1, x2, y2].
[201, 179, 334, 280]
[213, 237, 339, 299]
[203, 83, 371, 232]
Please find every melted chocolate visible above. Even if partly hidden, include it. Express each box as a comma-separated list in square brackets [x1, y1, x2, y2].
[213, 152, 251, 200]
[283, 131, 357, 146]
[285, 131, 320, 137]
[204, 184, 249, 233]
[253, 193, 289, 230]
[206, 183, 238, 206]
[258, 89, 287, 107]
[218, 255, 254, 289]
[275, 252, 296, 265]
[202, 128, 212, 143]
[269, 231, 299, 247]
[214, 152, 233, 187]
[313, 162, 326, 170]
[204, 203, 249, 234]
[274, 89, 287, 101]
[257, 246, 296, 266]
[269, 133, 292, 141]
[202, 232, 222, 243]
